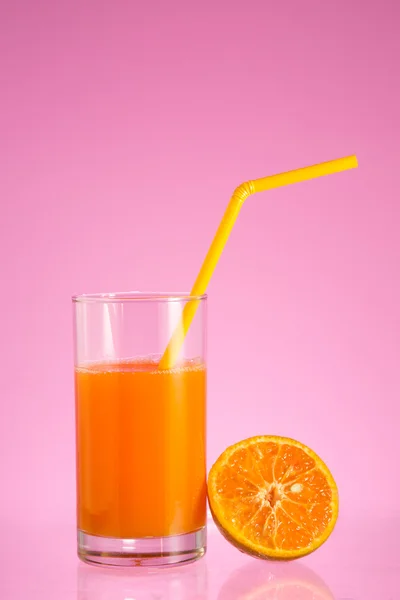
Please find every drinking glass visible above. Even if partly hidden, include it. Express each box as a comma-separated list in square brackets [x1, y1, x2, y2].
[73, 292, 207, 567]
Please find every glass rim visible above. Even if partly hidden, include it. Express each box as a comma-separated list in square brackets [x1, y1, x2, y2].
[72, 291, 208, 303]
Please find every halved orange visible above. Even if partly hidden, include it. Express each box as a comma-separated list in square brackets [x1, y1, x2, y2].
[208, 436, 339, 560]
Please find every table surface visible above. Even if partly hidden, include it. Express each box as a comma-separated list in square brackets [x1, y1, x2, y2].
[1, 513, 399, 599]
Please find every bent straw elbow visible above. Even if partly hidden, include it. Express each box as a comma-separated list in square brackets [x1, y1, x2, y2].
[232, 181, 256, 205]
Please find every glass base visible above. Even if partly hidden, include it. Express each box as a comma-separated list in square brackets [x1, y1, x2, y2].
[77, 527, 207, 567]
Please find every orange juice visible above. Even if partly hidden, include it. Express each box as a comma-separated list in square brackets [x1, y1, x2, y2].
[75, 359, 206, 539]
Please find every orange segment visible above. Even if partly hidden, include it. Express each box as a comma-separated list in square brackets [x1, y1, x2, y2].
[208, 436, 339, 559]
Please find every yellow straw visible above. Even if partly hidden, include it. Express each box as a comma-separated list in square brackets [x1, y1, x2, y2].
[159, 155, 358, 369]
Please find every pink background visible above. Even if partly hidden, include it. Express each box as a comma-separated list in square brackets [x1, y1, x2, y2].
[1, 0, 399, 598]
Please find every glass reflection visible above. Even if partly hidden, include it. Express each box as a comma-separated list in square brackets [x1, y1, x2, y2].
[77, 558, 207, 600]
[218, 559, 335, 600]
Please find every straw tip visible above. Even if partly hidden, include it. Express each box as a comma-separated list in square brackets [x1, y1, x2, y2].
[349, 154, 359, 168]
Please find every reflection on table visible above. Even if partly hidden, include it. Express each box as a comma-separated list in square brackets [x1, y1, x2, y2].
[76, 557, 208, 600]
[218, 559, 335, 600]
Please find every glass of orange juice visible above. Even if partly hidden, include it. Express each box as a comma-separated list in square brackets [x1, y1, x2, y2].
[73, 292, 207, 567]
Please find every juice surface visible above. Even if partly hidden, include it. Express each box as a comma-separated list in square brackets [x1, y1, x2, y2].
[75, 359, 206, 538]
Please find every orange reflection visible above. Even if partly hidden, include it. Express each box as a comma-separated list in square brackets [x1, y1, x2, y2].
[218, 560, 335, 600]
